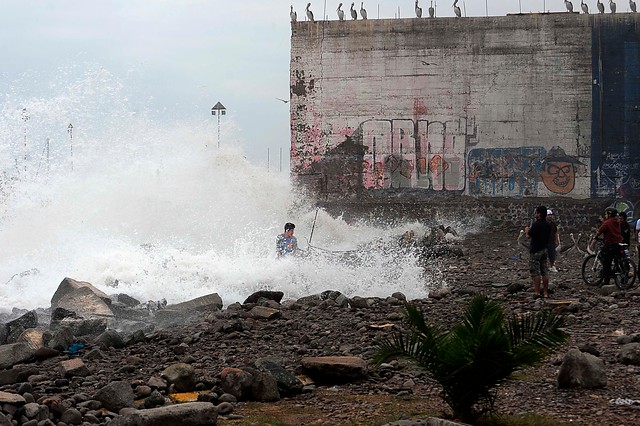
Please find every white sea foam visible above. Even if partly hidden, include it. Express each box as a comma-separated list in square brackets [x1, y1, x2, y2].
[0, 66, 483, 313]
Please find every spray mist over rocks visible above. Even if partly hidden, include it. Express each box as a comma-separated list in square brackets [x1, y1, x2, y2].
[0, 65, 483, 313]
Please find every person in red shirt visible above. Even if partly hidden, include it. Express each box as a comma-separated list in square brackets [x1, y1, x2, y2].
[596, 207, 623, 285]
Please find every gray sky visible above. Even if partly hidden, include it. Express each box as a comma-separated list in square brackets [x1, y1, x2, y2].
[0, 1, 610, 167]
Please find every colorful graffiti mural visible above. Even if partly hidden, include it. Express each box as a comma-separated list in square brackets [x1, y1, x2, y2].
[467, 147, 586, 197]
[358, 118, 467, 191]
[540, 147, 585, 194]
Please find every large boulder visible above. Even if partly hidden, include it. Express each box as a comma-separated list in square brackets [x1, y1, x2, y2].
[2, 310, 38, 344]
[300, 356, 368, 383]
[109, 402, 217, 426]
[51, 277, 111, 308]
[219, 367, 280, 402]
[154, 293, 223, 327]
[55, 286, 114, 320]
[557, 348, 607, 389]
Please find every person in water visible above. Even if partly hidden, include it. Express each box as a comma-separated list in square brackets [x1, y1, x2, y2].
[276, 222, 299, 257]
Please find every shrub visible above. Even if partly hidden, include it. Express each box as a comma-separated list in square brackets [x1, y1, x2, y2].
[373, 294, 569, 422]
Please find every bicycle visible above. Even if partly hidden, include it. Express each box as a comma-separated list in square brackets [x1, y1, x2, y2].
[581, 235, 637, 290]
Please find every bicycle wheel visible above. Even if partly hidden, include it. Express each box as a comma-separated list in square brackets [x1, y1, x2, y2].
[582, 254, 604, 286]
[614, 258, 637, 290]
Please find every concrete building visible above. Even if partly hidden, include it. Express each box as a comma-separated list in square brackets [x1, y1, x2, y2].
[289, 13, 640, 216]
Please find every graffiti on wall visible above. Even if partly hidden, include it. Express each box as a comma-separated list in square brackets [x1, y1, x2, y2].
[358, 118, 468, 191]
[467, 146, 585, 197]
[316, 114, 587, 197]
[540, 147, 585, 194]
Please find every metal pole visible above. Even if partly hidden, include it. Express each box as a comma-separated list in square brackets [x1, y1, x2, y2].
[21, 108, 29, 173]
[67, 123, 74, 171]
[46, 137, 50, 173]
[486, 0, 488, 16]
[217, 113, 221, 149]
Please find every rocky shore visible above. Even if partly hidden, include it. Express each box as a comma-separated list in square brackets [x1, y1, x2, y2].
[1, 225, 640, 425]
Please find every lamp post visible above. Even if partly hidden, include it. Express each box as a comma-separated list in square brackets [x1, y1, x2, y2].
[21, 108, 29, 172]
[67, 123, 74, 171]
[211, 102, 226, 149]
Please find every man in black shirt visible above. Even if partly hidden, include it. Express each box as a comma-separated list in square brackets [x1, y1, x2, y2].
[525, 206, 552, 298]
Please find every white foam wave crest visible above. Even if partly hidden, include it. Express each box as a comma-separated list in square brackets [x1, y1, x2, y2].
[0, 66, 483, 313]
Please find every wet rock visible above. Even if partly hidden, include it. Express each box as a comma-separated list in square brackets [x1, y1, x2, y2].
[243, 290, 285, 304]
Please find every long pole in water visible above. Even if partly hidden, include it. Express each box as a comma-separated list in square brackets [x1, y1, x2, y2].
[308, 208, 319, 245]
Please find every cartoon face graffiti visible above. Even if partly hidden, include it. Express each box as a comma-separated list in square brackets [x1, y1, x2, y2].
[540, 146, 584, 194]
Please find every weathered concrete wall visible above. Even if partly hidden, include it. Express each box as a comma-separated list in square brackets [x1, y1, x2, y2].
[290, 13, 640, 219]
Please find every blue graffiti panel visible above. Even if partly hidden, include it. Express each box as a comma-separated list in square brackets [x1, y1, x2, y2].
[467, 147, 546, 197]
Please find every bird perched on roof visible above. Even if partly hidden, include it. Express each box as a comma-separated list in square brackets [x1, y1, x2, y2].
[581, 0, 589, 12]
[360, 2, 368, 19]
[290, 5, 297, 22]
[610, 0, 617, 12]
[453, 0, 461, 17]
[565, 0, 574, 12]
[630, 0, 637, 12]
[597, 0, 605, 12]
[350, 2, 358, 19]
[337, 3, 345, 20]
[429, 0, 435, 17]
[305, 2, 315, 21]
[415, 0, 423, 17]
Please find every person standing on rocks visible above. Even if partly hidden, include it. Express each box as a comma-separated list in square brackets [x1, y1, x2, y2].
[546, 209, 560, 273]
[276, 222, 299, 258]
[525, 206, 552, 298]
[595, 207, 623, 286]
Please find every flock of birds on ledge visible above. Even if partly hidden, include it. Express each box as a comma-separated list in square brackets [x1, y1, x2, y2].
[290, 0, 637, 22]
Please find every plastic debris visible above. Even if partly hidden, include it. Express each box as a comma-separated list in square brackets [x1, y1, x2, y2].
[66, 343, 85, 355]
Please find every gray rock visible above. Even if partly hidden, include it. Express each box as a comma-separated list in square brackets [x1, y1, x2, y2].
[300, 356, 368, 383]
[161, 363, 196, 392]
[59, 358, 91, 378]
[618, 342, 640, 365]
[94, 329, 126, 349]
[4, 310, 38, 344]
[243, 291, 284, 304]
[94, 381, 135, 412]
[0, 365, 39, 386]
[0, 342, 37, 369]
[60, 407, 82, 425]
[109, 401, 217, 426]
[255, 358, 303, 396]
[558, 348, 607, 389]
[55, 286, 114, 320]
[50, 277, 111, 309]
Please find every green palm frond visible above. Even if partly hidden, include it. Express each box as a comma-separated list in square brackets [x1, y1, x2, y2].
[372, 294, 570, 423]
[373, 302, 445, 368]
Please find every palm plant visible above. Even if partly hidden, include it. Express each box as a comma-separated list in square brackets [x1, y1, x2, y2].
[373, 294, 569, 422]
